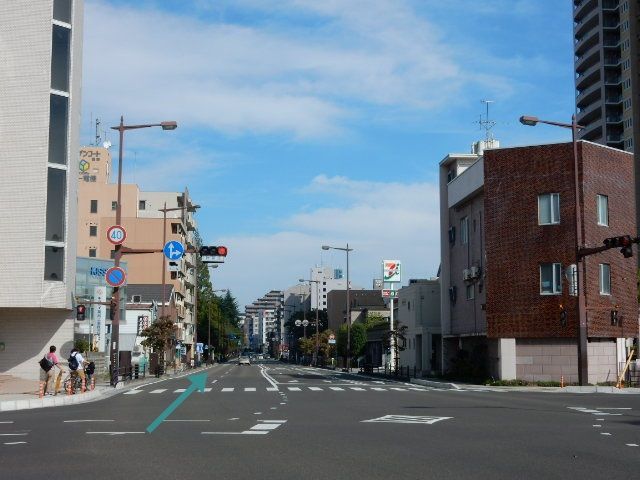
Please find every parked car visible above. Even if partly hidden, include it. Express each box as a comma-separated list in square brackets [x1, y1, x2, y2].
[238, 356, 251, 366]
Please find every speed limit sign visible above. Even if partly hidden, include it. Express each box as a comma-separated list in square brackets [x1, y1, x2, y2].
[106, 225, 127, 245]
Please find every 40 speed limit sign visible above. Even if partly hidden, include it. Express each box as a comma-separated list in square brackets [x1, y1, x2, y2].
[106, 225, 127, 245]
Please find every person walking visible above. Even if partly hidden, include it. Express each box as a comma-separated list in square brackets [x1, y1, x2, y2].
[42, 345, 64, 395]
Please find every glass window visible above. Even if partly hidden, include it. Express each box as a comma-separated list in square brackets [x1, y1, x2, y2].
[53, 0, 72, 23]
[89, 248, 96, 258]
[466, 284, 474, 300]
[538, 193, 560, 225]
[44, 245, 64, 281]
[45, 167, 66, 242]
[111, 201, 117, 211]
[597, 195, 609, 226]
[90, 200, 98, 213]
[89, 225, 97, 237]
[139, 200, 146, 210]
[599, 264, 611, 295]
[48, 94, 68, 165]
[540, 263, 562, 295]
[460, 217, 469, 244]
[51, 25, 70, 92]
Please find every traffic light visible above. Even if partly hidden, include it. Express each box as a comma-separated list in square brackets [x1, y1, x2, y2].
[559, 304, 567, 327]
[76, 305, 86, 321]
[603, 235, 634, 257]
[199, 246, 228, 257]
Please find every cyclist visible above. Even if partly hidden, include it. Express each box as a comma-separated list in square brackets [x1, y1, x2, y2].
[68, 348, 88, 392]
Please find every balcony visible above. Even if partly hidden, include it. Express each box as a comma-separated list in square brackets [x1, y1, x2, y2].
[605, 95, 622, 104]
[577, 101, 602, 124]
[576, 62, 601, 90]
[575, 44, 600, 72]
[574, 8, 599, 38]
[602, 0, 619, 11]
[580, 119, 604, 141]
[575, 26, 600, 55]
[574, 0, 598, 22]
[576, 83, 601, 109]
[604, 73, 621, 85]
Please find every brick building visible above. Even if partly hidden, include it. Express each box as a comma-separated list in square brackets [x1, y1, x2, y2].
[485, 141, 636, 384]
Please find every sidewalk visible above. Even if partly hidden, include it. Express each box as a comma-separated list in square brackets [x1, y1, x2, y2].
[0, 365, 215, 412]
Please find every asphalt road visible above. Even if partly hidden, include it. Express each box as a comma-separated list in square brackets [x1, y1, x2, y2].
[0, 360, 638, 479]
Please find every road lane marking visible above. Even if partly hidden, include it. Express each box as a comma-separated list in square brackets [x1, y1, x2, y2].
[164, 420, 210, 422]
[174, 389, 187, 393]
[211, 380, 218, 384]
[254, 412, 262, 415]
[149, 389, 167, 394]
[124, 390, 143, 395]
[64, 420, 114, 423]
[287, 387, 301, 391]
[0, 433, 28, 436]
[0, 421, 14, 424]
[597, 408, 632, 410]
[221, 388, 234, 392]
[86, 432, 145, 436]
[600, 433, 612, 436]
[330, 387, 344, 391]
[362, 415, 453, 424]
[203, 388, 212, 392]
[3, 442, 27, 445]
[349, 387, 365, 391]
[251, 424, 280, 430]
[244, 387, 256, 392]
[267, 387, 278, 391]
[260, 364, 280, 390]
[390, 388, 406, 391]
[371, 388, 386, 391]
[593, 425, 602, 428]
[626, 444, 639, 447]
[258, 420, 286, 423]
[309, 387, 323, 391]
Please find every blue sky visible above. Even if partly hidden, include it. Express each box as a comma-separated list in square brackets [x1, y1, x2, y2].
[82, 0, 576, 308]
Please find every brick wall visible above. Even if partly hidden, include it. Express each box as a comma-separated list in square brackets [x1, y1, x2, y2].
[484, 142, 636, 339]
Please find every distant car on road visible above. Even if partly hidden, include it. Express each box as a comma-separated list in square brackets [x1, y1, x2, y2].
[238, 356, 251, 366]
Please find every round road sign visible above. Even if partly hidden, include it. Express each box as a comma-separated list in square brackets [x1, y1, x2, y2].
[105, 266, 126, 287]
[302, 320, 309, 327]
[294, 320, 302, 327]
[106, 225, 127, 245]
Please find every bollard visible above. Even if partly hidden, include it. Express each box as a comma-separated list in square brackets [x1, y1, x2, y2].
[90, 377, 95, 391]
[81, 377, 86, 393]
[560, 375, 564, 388]
[38, 381, 44, 398]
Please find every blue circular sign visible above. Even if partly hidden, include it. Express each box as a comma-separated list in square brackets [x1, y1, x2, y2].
[163, 241, 185, 260]
[105, 266, 126, 287]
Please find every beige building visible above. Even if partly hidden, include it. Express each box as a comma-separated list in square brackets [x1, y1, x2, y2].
[0, 1, 84, 381]
[77, 146, 199, 360]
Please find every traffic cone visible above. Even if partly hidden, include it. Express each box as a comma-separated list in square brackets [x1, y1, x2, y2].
[81, 378, 86, 393]
[38, 382, 44, 398]
[90, 378, 95, 391]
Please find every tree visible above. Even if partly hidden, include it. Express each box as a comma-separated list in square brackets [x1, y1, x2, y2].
[140, 316, 174, 356]
[336, 323, 367, 362]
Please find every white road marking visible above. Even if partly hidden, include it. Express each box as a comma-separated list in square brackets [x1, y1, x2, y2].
[350, 387, 365, 391]
[267, 387, 278, 392]
[174, 389, 187, 393]
[330, 387, 344, 391]
[164, 420, 210, 422]
[254, 412, 262, 415]
[3, 442, 26, 445]
[593, 425, 602, 428]
[201, 431, 267, 435]
[362, 415, 453, 425]
[626, 444, 639, 447]
[0, 433, 27, 436]
[371, 388, 386, 391]
[597, 408, 632, 410]
[63, 420, 114, 423]
[0, 422, 14, 424]
[288, 387, 301, 391]
[251, 424, 280, 430]
[270, 407, 277, 410]
[600, 433, 612, 436]
[259, 365, 280, 390]
[123, 390, 143, 395]
[211, 380, 218, 384]
[258, 420, 286, 423]
[221, 388, 234, 392]
[309, 387, 323, 391]
[229, 418, 239, 421]
[203, 388, 212, 392]
[280, 402, 286, 405]
[149, 389, 167, 394]
[245, 387, 256, 392]
[390, 388, 406, 392]
[86, 432, 145, 436]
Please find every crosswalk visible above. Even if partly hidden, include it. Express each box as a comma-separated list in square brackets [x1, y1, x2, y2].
[124, 385, 434, 395]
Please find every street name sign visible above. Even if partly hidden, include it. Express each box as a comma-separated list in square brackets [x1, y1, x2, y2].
[106, 225, 127, 245]
[105, 266, 126, 287]
[163, 241, 185, 260]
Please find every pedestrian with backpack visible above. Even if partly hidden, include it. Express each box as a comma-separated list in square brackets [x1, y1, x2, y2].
[40, 345, 63, 395]
[68, 348, 88, 389]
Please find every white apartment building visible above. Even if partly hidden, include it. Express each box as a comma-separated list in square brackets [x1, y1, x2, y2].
[0, 0, 84, 380]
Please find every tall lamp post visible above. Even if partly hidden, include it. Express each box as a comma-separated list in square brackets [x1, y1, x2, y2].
[322, 244, 353, 371]
[109, 117, 177, 386]
[519, 114, 588, 386]
[300, 277, 321, 365]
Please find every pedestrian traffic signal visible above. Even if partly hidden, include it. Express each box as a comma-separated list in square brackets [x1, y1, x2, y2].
[603, 235, 634, 257]
[559, 304, 567, 327]
[76, 305, 86, 321]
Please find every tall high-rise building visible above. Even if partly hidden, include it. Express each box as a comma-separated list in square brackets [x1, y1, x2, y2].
[0, 0, 84, 380]
[573, 0, 640, 236]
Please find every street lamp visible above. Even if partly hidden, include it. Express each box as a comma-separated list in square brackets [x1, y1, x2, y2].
[300, 277, 321, 366]
[108, 116, 177, 387]
[322, 244, 353, 371]
[519, 114, 588, 386]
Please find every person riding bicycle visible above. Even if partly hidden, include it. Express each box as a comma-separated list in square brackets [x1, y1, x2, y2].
[68, 348, 88, 390]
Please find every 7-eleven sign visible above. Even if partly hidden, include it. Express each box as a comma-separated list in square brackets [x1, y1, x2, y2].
[383, 260, 401, 283]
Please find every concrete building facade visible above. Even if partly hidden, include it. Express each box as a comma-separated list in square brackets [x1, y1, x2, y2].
[0, 0, 84, 380]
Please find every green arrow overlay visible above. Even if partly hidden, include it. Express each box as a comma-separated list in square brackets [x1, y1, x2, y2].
[146, 372, 207, 433]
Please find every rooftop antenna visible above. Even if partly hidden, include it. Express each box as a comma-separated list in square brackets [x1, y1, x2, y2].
[476, 99, 496, 143]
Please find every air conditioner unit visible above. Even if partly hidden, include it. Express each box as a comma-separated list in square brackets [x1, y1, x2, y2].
[132, 295, 142, 303]
[470, 266, 481, 278]
[463, 269, 471, 281]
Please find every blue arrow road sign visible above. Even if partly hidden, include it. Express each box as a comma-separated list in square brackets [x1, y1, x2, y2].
[163, 241, 185, 260]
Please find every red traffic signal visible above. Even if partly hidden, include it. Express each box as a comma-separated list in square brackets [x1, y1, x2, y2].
[199, 246, 228, 257]
[603, 235, 634, 258]
[76, 305, 86, 321]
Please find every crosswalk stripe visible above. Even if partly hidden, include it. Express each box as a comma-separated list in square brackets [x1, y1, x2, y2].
[329, 387, 344, 391]
[244, 388, 256, 392]
[174, 389, 186, 393]
[150, 389, 167, 394]
[390, 388, 406, 391]
[203, 388, 212, 392]
[267, 387, 279, 391]
[288, 387, 301, 391]
[221, 388, 234, 392]
[350, 387, 365, 391]
[308, 387, 323, 391]
[124, 390, 142, 395]
[371, 387, 386, 391]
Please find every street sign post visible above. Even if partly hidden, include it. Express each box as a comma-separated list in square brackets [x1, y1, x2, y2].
[106, 225, 127, 245]
[163, 241, 185, 260]
[105, 266, 126, 288]
[328, 334, 336, 345]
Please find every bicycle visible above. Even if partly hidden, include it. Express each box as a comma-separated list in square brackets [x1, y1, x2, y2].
[62, 366, 93, 394]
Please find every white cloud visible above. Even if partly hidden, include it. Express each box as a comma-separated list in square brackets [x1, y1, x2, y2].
[215, 175, 440, 307]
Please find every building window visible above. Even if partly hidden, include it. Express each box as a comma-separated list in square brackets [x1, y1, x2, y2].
[599, 264, 611, 295]
[53, 0, 72, 23]
[89, 225, 97, 237]
[51, 25, 70, 92]
[538, 193, 560, 225]
[171, 223, 179, 234]
[44, 245, 64, 281]
[460, 216, 469, 244]
[597, 195, 609, 226]
[139, 200, 146, 210]
[48, 94, 68, 165]
[540, 263, 562, 295]
[46, 167, 66, 242]
[466, 284, 474, 300]
[90, 199, 98, 213]
[111, 201, 117, 211]
[89, 248, 96, 258]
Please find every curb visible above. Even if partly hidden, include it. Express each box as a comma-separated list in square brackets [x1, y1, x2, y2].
[0, 365, 216, 412]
